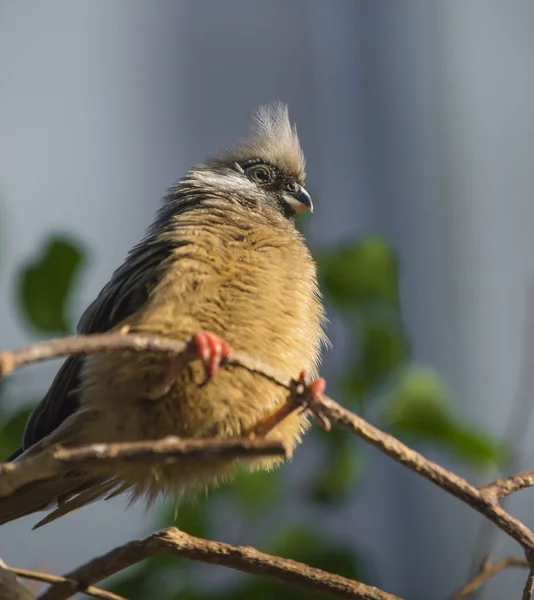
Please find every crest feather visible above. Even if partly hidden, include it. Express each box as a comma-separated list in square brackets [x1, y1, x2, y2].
[218, 103, 306, 181]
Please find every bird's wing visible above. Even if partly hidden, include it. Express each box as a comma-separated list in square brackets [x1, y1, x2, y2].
[15, 237, 173, 455]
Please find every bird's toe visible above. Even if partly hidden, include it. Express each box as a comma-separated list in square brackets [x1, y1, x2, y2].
[189, 331, 232, 378]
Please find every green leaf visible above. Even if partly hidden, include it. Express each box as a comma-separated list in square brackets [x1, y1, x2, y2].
[159, 495, 210, 539]
[342, 319, 409, 403]
[111, 482, 213, 597]
[218, 579, 323, 600]
[17, 236, 85, 334]
[269, 527, 365, 582]
[316, 236, 400, 312]
[109, 564, 155, 599]
[110, 552, 188, 598]
[384, 365, 507, 467]
[310, 429, 363, 504]
[162, 589, 208, 600]
[225, 468, 281, 517]
[0, 406, 33, 458]
[316, 237, 409, 405]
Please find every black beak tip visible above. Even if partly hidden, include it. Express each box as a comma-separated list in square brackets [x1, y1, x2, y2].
[283, 185, 313, 213]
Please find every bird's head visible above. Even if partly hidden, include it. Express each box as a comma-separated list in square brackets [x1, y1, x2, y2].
[187, 103, 312, 219]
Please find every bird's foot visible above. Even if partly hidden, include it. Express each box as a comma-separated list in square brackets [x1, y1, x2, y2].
[146, 331, 231, 400]
[189, 331, 232, 379]
[250, 370, 328, 438]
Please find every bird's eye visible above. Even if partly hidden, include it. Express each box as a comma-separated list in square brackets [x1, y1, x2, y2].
[246, 165, 273, 185]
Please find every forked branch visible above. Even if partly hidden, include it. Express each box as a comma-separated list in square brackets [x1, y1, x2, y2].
[2, 333, 534, 599]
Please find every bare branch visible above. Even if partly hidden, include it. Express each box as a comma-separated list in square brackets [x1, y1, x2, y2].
[6, 566, 124, 600]
[450, 555, 528, 599]
[470, 281, 534, 572]
[0, 437, 286, 499]
[523, 568, 534, 600]
[305, 395, 534, 550]
[0, 333, 291, 390]
[0, 560, 35, 600]
[5, 332, 534, 598]
[480, 472, 534, 502]
[37, 527, 403, 600]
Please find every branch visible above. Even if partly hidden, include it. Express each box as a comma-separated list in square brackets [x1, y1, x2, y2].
[524, 568, 534, 600]
[0, 560, 35, 600]
[37, 527, 402, 600]
[5, 565, 124, 600]
[450, 556, 528, 599]
[0, 333, 291, 389]
[5, 333, 534, 598]
[0, 437, 286, 498]
[301, 395, 534, 551]
[470, 281, 534, 572]
[480, 472, 534, 501]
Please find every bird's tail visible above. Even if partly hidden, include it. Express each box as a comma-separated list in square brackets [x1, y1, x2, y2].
[0, 476, 105, 527]
[0, 411, 121, 528]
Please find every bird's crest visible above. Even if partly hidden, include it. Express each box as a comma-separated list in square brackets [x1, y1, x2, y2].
[223, 103, 306, 181]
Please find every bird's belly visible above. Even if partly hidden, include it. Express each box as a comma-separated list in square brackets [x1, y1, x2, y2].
[81, 350, 305, 442]
[78, 350, 307, 498]
[76, 257, 322, 497]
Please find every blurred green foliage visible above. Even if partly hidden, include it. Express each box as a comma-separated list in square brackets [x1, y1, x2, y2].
[17, 236, 85, 335]
[0, 231, 507, 598]
[385, 365, 507, 466]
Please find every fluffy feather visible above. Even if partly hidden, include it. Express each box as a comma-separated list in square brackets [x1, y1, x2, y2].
[221, 102, 306, 182]
[2, 103, 327, 527]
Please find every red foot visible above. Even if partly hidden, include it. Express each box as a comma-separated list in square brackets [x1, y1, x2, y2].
[297, 370, 326, 400]
[190, 331, 232, 378]
[250, 370, 327, 438]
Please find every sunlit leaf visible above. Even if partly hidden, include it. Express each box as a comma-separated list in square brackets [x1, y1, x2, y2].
[384, 365, 507, 467]
[17, 236, 85, 334]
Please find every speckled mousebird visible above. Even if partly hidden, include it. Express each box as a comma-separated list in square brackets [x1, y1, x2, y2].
[1, 103, 328, 528]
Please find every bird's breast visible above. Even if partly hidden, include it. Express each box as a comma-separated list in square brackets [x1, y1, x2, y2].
[79, 220, 325, 449]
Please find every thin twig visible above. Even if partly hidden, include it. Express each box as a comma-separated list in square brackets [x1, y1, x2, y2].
[306, 395, 534, 550]
[449, 556, 528, 599]
[0, 559, 35, 600]
[7, 567, 124, 600]
[0, 333, 292, 390]
[523, 569, 534, 600]
[0, 437, 286, 498]
[37, 527, 402, 600]
[480, 472, 534, 502]
[4, 333, 534, 598]
[469, 280, 534, 577]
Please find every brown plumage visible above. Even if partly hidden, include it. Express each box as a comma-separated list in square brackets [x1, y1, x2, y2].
[1, 104, 327, 527]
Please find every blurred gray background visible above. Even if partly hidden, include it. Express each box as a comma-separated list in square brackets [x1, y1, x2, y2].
[1, 1, 533, 599]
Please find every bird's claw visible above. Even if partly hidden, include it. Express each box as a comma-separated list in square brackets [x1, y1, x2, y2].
[250, 370, 329, 438]
[291, 370, 330, 431]
[189, 331, 232, 379]
[290, 370, 326, 404]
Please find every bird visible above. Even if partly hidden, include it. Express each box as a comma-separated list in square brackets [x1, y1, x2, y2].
[1, 103, 328, 528]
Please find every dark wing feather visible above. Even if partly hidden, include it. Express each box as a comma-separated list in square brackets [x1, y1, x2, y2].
[11, 237, 174, 458]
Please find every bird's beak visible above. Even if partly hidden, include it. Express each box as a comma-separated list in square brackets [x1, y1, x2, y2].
[281, 185, 314, 213]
